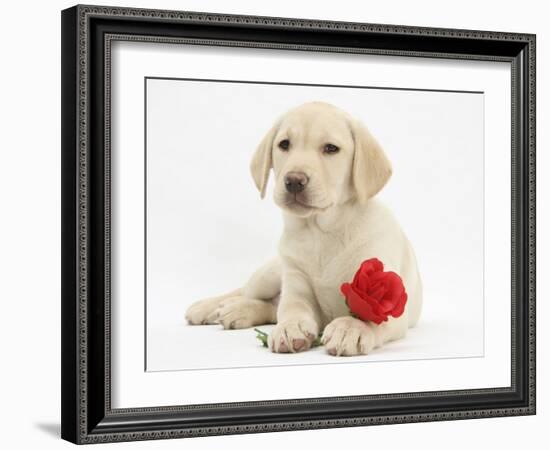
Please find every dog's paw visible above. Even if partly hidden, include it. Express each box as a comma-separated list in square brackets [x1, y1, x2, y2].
[185, 297, 224, 325]
[214, 298, 275, 330]
[321, 316, 376, 356]
[268, 319, 319, 353]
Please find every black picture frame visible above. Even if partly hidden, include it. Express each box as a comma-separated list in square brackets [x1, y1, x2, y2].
[61, 4, 536, 444]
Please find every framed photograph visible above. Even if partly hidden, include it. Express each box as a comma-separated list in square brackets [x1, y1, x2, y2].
[61, 4, 536, 444]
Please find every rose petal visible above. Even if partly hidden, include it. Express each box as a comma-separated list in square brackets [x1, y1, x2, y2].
[341, 282, 352, 297]
[379, 299, 395, 313]
[370, 283, 386, 301]
[360, 258, 383, 275]
[391, 292, 408, 318]
[343, 285, 387, 324]
[370, 258, 384, 272]
[355, 272, 370, 291]
[384, 272, 405, 299]
[369, 271, 386, 283]
[353, 266, 364, 282]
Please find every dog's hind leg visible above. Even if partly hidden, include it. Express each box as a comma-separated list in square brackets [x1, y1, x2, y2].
[185, 288, 243, 325]
[185, 258, 281, 328]
[213, 296, 278, 329]
[241, 258, 282, 302]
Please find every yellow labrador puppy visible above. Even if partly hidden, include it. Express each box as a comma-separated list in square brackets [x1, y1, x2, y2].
[185, 101, 422, 356]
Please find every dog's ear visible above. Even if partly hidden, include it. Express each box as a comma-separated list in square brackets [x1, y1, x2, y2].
[250, 122, 279, 198]
[350, 118, 392, 202]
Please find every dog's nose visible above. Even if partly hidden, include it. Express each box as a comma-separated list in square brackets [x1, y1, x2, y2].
[284, 172, 309, 193]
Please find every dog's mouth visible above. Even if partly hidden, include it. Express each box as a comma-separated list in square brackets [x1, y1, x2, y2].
[283, 194, 331, 215]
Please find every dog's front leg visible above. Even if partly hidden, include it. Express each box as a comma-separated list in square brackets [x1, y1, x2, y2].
[269, 269, 323, 353]
[321, 315, 409, 356]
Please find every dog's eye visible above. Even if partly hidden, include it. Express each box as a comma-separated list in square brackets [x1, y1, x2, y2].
[323, 143, 340, 154]
[278, 139, 290, 151]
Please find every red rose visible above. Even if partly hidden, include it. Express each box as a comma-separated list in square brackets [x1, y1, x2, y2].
[340, 258, 407, 324]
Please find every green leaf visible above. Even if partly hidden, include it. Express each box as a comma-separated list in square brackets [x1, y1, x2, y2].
[254, 328, 269, 347]
[312, 335, 323, 347]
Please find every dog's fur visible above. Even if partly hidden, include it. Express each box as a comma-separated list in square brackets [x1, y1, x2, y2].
[185, 102, 422, 356]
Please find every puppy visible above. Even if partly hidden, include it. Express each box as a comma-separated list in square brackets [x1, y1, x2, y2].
[185, 101, 422, 356]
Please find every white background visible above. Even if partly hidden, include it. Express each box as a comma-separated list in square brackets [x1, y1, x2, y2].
[0, 0, 546, 449]
[146, 77, 486, 371]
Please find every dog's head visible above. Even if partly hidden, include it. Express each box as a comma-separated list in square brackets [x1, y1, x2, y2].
[250, 101, 392, 217]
